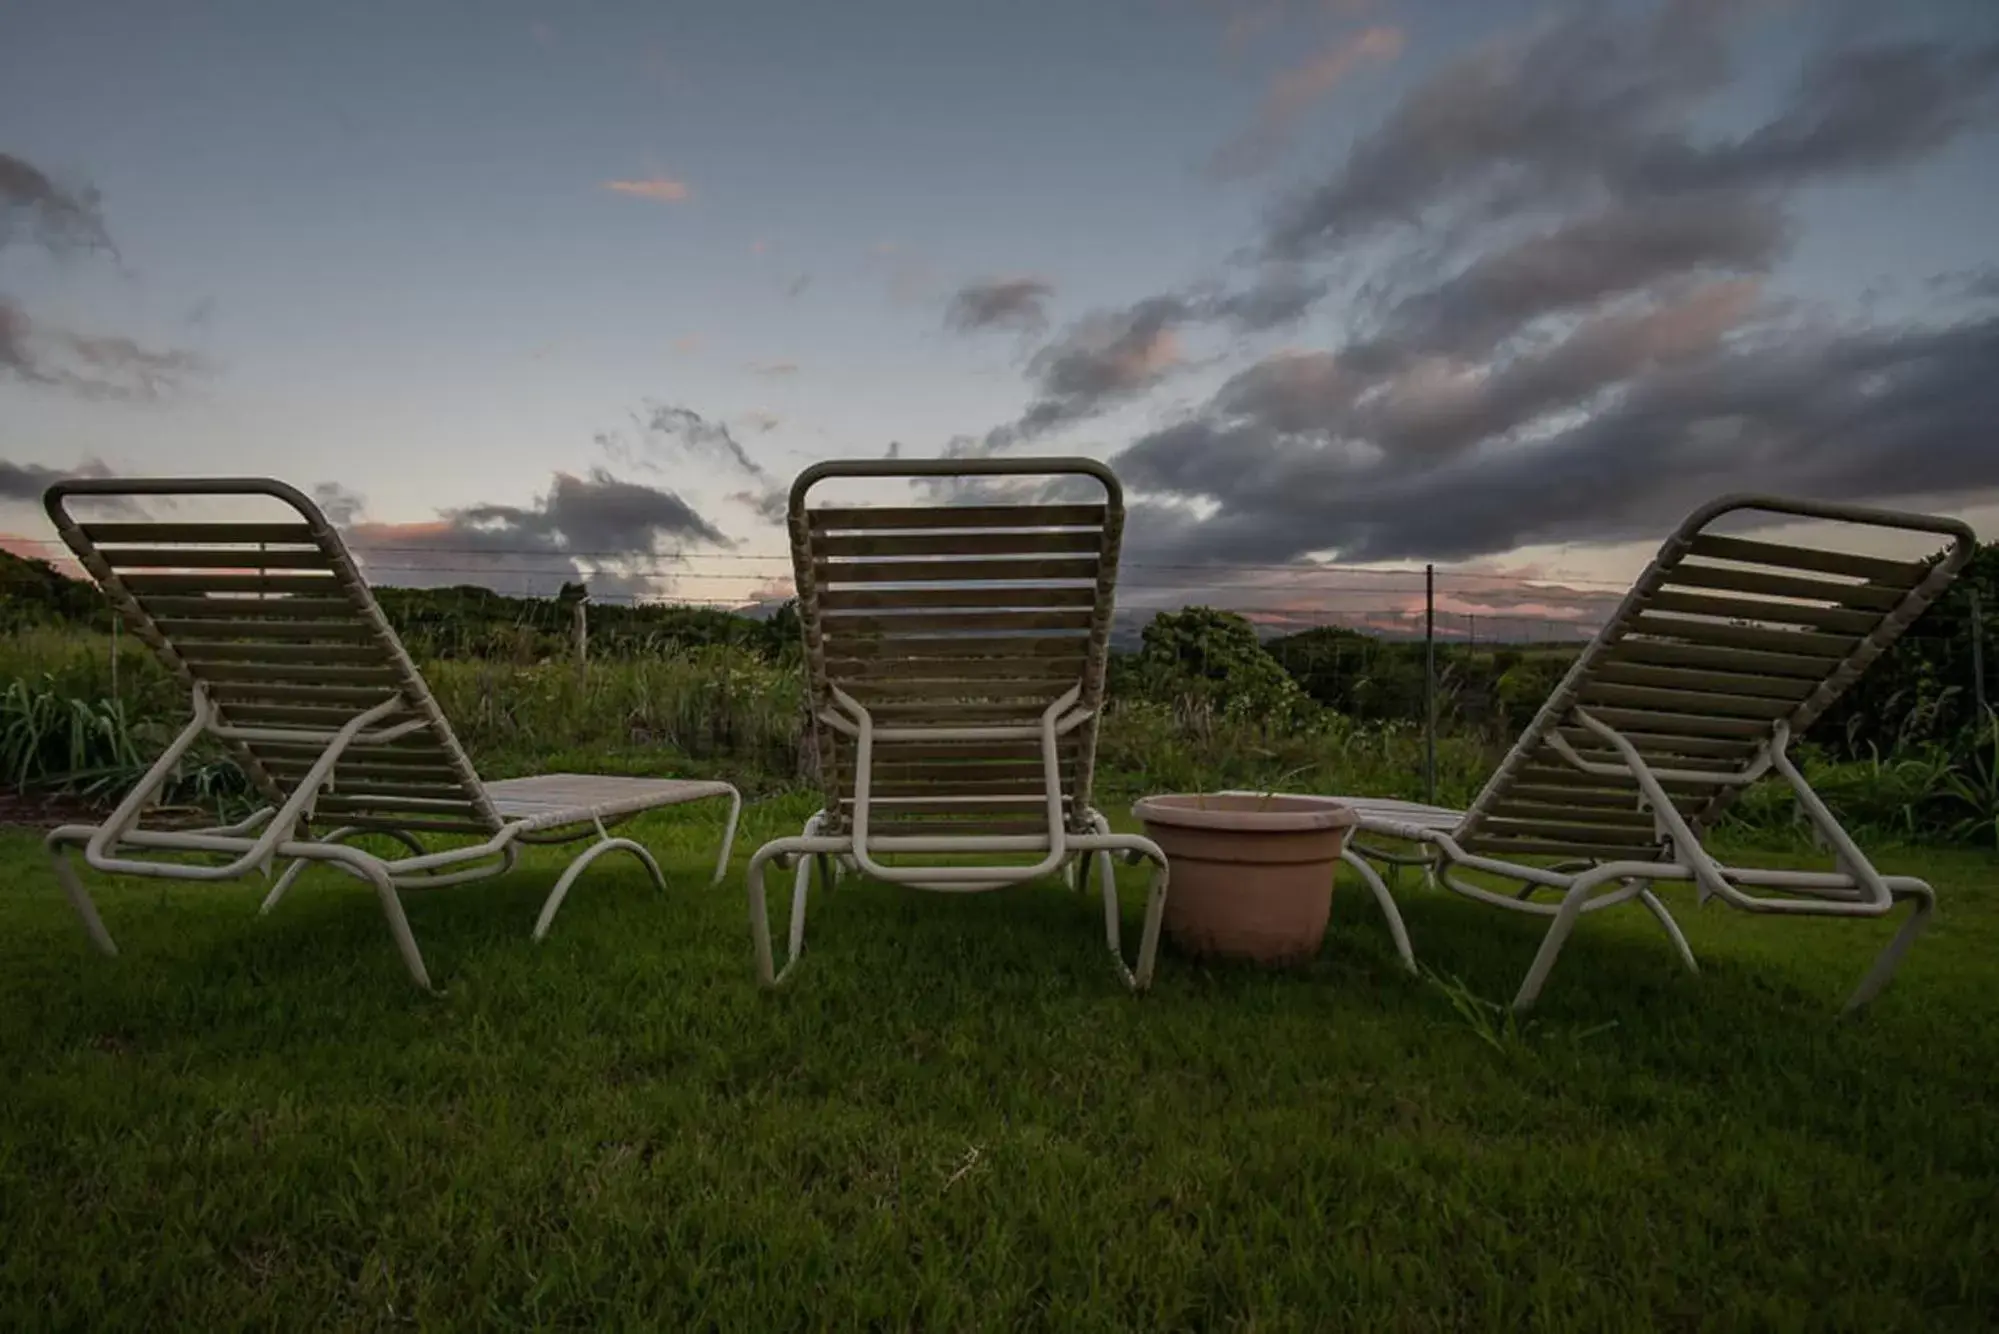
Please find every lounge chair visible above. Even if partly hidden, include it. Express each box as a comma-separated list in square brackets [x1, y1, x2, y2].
[41, 477, 742, 990]
[1241, 494, 1977, 1012]
[744, 457, 1170, 988]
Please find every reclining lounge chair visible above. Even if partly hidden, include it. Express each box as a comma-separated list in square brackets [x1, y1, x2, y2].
[1262, 494, 1976, 1012]
[744, 457, 1170, 989]
[42, 477, 742, 990]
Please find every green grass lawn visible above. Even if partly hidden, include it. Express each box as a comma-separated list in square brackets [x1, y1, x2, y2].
[1, 796, 1994, 1330]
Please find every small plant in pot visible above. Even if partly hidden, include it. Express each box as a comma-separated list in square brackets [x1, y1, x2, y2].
[1132, 787, 1359, 966]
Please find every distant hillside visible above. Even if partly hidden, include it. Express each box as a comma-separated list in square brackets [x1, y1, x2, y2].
[0, 548, 105, 630]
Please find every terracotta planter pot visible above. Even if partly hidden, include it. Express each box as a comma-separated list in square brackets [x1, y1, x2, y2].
[1132, 793, 1359, 966]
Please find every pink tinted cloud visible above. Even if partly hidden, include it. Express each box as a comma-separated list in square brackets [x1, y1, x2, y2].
[604, 176, 692, 203]
[1211, 25, 1403, 176]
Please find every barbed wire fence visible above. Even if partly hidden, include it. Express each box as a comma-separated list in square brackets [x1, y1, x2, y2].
[6, 534, 1983, 809]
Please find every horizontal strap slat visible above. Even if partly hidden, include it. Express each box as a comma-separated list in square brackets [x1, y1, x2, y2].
[1503, 784, 1645, 809]
[1548, 731, 1757, 762]
[1665, 563, 1905, 610]
[253, 738, 449, 763]
[1601, 639, 1833, 679]
[1482, 805, 1661, 832]
[1571, 706, 1771, 739]
[871, 759, 1057, 781]
[82, 522, 319, 545]
[1545, 747, 1744, 774]
[99, 547, 334, 570]
[178, 642, 387, 666]
[823, 635, 1090, 661]
[317, 794, 480, 817]
[1642, 590, 1878, 635]
[856, 742, 1079, 765]
[209, 681, 407, 708]
[814, 557, 1100, 585]
[1684, 534, 1926, 586]
[136, 597, 361, 621]
[817, 530, 1103, 559]
[193, 664, 402, 686]
[866, 819, 1052, 838]
[1520, 759, 1733, 788]
[845, 683, 1075, 703]
[832, 660, 1084, 684]
[318, 777, 474, 800]
[1577, 682, 1795, 720]
[269, 760, 463, 784]
[120, 573, 341, 596]
[1627, 614, 1856, 657]
[846, 794, 1051, 811]
[819, 585, 1100, 612]
[217, 703, 391, 727]
[822, 610, 1095, 636]
[863, 701, 1052, 720]
[810, 504, 1106, 531]
[328, 814, 495, 836]
[1592, 662, 1818, 701]
[861, 779, 1057, 798]
[1462, 836, 1666, 861]
[155, 618, 375, 641]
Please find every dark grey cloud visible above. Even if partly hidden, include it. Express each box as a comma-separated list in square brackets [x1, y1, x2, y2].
[0, 295, 214, 402]
[606, 399, 786, 523]
[945, 277, 1055, 334]
[1267, 0, 1736, 256]
[1627, 39, 1999, 195]
[0, 456, 134, 518]
[0, 151, 116, 257]
[0, 297, 33, 380]
[1080, 1, 1999, 577]
[1197, 266, 1331, 332]
[1266, 7, 1997, 260]
[0, 457, 81, 505]
[345, 467, 728, 598]
[2, 153, 211, 401]
[1362, 191, 1789, 362]
[962, 265, 1332, 456]
[1115, 310, 1999, 567]
[310, 481, 366, 526]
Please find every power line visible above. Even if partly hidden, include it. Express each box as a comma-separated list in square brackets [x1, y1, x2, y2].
[2, 534, 1643, 589]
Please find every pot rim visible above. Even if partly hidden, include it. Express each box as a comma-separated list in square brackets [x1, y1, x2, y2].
[1132, 792, 1360, 833]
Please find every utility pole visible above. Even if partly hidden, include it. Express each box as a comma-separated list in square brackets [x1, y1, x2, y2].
[1424, 563, 1436, 806]
[1972, 589, 1988, 718]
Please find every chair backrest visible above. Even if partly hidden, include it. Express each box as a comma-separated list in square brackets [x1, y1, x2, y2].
[789, 458, 1124, 842]
[44, 477, 501, 837]
[1458, 495, 1977, 863]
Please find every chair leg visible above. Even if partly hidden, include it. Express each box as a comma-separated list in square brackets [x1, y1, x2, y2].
[263, 827, 424, 915]
[1340, 846, 1418, 974]
[48, 843, 118, 958]
[746, 847, 795, 987]
[710, 787, 743, 886]
[1633, 883, 1699, 975]
[1841, 882, 1935, 1015]
[532, 836, 667, 942]
[1513, 868, 1621, 1012]
[1100, 850, 1170, 992]
[360, 859, 433, 991]
[787, 850, 814, 965]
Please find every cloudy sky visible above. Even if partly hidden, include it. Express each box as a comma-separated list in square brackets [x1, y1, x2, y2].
[3, 0, 1996, 636]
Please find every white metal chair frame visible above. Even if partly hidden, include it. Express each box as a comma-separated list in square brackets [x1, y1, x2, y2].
[1249, 494, 1977, 1013]
[748, 457, 1169, 990]
[42, 476, 742, 991]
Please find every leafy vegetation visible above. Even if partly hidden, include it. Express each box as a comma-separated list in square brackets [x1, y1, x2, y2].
[1, 540, 1994, 845]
